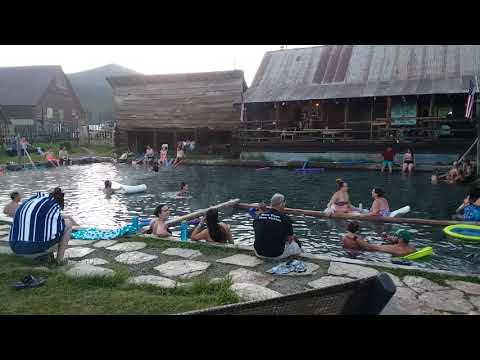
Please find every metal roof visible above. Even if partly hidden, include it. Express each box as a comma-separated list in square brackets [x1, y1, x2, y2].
[244, 45, 480, 103]
[107, 70, 246, 88]
[0, 66, 63, 106]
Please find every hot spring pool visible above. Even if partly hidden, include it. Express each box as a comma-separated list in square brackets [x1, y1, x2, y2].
[0, 162, 478, 274]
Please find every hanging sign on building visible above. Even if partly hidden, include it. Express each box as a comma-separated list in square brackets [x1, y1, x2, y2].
[391, 100, 417, 126]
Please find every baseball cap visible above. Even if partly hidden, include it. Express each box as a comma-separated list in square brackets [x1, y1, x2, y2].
[393, 229, 412, 242]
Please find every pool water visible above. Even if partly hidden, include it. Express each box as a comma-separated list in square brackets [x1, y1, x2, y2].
[1, 163, 479, 274]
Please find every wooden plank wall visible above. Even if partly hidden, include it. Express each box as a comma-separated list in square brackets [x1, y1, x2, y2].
[111, 72, 244, 131]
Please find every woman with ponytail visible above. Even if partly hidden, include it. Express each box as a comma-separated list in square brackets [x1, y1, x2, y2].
[190, 208, 233, 244]
[326, 179, 355, 213]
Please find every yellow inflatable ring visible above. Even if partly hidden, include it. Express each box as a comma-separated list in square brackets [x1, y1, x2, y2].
[443, 224, 480, 242]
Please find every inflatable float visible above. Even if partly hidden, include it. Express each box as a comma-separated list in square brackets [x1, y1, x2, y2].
[110, 182, 147, 194]
[323, 205, 410, 218]
[72, 218, 140, 240]
[399, 246, 433, 260]
[294, 168, 324, 172]
[443, 224, 480, 242]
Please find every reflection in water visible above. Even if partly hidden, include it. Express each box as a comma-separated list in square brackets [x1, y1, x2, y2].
[0, 163, 478, 274]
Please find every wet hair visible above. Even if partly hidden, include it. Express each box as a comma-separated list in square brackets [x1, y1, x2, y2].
[50, 187, 65, 210]
[468, 188, 480, 203]
[180, 181, 187, 190]
[336, 178, 345, 191]
[206, 208, 227, 243]
[465, 159, 471, 165]
[153, 204, 168, 217]
[373, 188, 384, 197]
[10, 191, 20, 200]
[104, 180, 112, 189]
[347, 221, 359, 234]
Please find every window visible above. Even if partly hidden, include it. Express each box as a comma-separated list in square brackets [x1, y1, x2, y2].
[46, 107, 53, 119]
[58, 109, 64, 121]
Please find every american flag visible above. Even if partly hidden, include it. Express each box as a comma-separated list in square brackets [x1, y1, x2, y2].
[465, 79, 476, 120]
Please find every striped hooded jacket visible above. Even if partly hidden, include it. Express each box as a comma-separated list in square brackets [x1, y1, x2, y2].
[9, 192, 66, 254]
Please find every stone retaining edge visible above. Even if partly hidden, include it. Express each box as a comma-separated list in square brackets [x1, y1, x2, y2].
[140, 235, 480, 280]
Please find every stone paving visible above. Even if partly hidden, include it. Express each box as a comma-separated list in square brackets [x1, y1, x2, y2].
[1, 231, 480, 314]
[115, 251, 158, 265]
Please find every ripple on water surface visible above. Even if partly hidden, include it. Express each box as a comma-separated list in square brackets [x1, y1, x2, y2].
[0, 163, 478, 273]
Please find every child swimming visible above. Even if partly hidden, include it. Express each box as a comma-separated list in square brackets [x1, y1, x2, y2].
[176, 182, 189, 196]
[3, 191, 21, 217]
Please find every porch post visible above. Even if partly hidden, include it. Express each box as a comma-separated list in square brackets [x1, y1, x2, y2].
[344, 98, 349, 139]
[153, 130, 158, 152]
[275, 102, 280, 129]
[370, 97, 375, 139]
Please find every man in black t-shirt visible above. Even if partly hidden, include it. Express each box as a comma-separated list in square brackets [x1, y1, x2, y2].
[253, 193, 302, 259]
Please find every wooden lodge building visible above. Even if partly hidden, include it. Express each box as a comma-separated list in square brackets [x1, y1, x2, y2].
[0, 66, 85, 142]
[241, 45, 480, 154]
[107, 70, 247, 153]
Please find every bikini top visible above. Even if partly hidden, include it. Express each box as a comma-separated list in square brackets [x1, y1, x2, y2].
[379, 208, 391, 217]
[335, 201, 349, 206]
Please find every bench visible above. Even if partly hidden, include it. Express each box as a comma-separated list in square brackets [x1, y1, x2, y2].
[178, 273, 396, 315]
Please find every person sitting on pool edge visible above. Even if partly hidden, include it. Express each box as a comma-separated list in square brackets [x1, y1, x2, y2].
[176, 182, 189, 196]
[253, 193, 302, 260]
[3, 191, 22, 218]
[381, 145, 395, 174]
[190, 208, 233, 244]
[149, 203, 172, 237]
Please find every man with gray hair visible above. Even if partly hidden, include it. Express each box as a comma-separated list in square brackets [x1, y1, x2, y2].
[253, 193, 302, 259]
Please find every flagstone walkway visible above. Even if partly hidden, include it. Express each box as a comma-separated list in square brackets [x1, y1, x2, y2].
[0, 229, 479, 315]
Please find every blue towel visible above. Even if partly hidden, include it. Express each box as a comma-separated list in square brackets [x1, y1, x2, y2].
[267, 260, 307, 274]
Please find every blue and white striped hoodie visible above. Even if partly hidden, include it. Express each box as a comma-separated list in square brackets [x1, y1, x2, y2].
[9, 192, 66, 254]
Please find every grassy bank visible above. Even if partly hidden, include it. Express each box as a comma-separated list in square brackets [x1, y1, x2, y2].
[0, 253, 239, 315]
[0, 143, 113, 165]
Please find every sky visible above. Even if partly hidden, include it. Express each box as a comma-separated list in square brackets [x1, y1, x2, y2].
[0, 45, 318, 86]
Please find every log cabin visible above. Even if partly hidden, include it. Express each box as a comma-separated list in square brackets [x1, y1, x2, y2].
[241, 45, 479, 159]
[107, 70, 247, 154]
[0, 66, 85, 141]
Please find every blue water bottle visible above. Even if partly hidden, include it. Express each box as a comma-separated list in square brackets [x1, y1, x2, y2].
[180, 221, 188, 241]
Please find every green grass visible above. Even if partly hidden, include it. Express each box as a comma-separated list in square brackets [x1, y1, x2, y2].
[0, 143, 113, 165]
[127, 236, 241, 257]
[0, 254, 239, 315]
[373, 266, 480, 286]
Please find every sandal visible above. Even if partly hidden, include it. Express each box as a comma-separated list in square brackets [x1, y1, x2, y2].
[11, 275, 46, 290]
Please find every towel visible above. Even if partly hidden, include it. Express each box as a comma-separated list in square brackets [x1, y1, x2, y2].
[267, 259, 307, 274]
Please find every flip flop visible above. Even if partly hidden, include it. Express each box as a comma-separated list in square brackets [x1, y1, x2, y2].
[11, 275, 46, 290]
